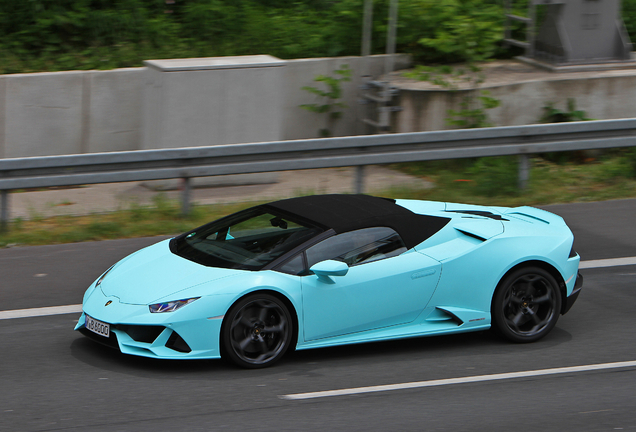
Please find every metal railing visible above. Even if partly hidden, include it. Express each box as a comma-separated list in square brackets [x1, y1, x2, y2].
[2, 118, 636, 230]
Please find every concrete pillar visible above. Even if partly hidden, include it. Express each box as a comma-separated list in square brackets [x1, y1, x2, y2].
[142, 55, 287, 150]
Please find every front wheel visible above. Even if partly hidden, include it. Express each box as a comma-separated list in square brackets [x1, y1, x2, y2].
[222, 293, 293, 368]
[492, 266, 562, 343]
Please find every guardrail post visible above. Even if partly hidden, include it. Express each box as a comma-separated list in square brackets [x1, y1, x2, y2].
[518, 155, 530, 190]
[1, 190, 8, 233]
[354, 166, 366, 194]
[181, 177, 191, 216]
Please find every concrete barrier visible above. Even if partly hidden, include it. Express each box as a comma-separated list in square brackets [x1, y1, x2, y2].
[88, 68, 144, 153]
[142, 55, 287, 150]
[0, 54, 411, 159]
[394, 65, 636, 132]
[0, 68, 145, 158]
[3, 71, 85, 158]
[283, 56, 362, 140]
[5, 55, 636, 158]
[282, 54, 411, 139]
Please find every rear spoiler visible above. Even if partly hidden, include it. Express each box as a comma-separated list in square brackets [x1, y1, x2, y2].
[504, 206, 565, 226]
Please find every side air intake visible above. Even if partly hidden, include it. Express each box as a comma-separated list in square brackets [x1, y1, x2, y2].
[426, 308, 464, 326]
[455, 229, 487, 242]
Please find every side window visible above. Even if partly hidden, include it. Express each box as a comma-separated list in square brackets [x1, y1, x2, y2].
[306, 227, 407, 269]
[276, 254, 306, 276]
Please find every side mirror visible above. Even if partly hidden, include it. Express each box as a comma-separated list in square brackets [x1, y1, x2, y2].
[310, 260, 349, 283]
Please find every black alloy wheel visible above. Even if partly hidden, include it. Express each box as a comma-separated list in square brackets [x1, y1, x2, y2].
[222, 293, 293, 368]
[492, 266, 562, 343]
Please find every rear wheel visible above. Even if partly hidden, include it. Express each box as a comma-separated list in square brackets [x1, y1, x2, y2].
[222, 293, 293, 368]
[492, 266, 561, 343]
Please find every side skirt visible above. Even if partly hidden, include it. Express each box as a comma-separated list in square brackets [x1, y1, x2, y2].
[296, 319, 491, 351]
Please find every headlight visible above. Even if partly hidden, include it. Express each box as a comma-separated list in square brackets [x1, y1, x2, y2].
[96, 265, 115, 287]
[149, 297, 200, 313]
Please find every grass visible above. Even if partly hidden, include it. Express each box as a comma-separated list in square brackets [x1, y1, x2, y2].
[387, 151, 636, 206]
[1, 151, 636, 248]
[0, 197, 261, 248]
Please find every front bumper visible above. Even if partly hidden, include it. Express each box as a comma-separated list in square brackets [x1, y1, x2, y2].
[74, 284, 225, 359]
[563, 272, 583, 314]
[76, 312, 223, 359]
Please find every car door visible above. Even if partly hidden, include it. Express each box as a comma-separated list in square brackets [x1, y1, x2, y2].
[300, 227, 442, 341]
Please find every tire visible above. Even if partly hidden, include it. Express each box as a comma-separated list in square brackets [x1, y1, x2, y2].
[492, 266, 562, 343]
[221, 293, 293, 368]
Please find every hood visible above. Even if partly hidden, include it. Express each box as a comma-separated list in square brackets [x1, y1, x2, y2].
[99, 239, 243, 304]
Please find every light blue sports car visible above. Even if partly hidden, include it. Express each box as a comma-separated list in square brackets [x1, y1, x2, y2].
[75, 194, 583, 368]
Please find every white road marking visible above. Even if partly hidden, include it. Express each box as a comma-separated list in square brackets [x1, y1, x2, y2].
[579, 256, 636, 269]
[280, 360, 636, 400]
[0, 257, 633, 321]
[0, 304, 82, 320]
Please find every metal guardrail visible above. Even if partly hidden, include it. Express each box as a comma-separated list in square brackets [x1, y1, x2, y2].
[2, 118, 636, 230]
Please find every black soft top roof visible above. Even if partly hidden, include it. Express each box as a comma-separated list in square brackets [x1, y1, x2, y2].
[264, 194, 449, 249]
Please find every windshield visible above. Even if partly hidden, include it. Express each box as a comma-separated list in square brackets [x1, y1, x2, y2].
[171, 207, 323, 270]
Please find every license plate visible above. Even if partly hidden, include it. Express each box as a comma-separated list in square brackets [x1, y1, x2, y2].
[85, 314, 110, 338]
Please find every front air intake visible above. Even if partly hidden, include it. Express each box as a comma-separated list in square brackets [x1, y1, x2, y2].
[115, 325, 164, 344]
[166, 331, 192, 353]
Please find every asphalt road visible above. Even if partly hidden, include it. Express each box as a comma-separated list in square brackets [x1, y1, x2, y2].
[1, 199, 636, 431]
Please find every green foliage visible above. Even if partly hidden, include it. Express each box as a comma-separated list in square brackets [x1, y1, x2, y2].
[403, 64, 482, 88]
[0, 0, 509, 74]
[623, 0, 636, 44]
[596, 148, 636, 180]
[538, 99, 592, 164]
[467, 156, 520, 197]
[0, 0, 185, 73]
[414, 0, 504, 63]
[0, 0, 636, 87]
[0, 197, 258, 247]
[539, 99, 592, 123]
[447, 90, 501, 128]
[390, 150, 636, 207]
[300, 65, 352, 137]
[3, 0, 636, 84]
[7, 0, 636, 74]
[152, 193, 179, 218]
[0, 0, 362, 73]
[403, 64, 500, 128]
[86, 221, 123, 237]
[628, 147, 636, 178]
[593, 159, 631, 184]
